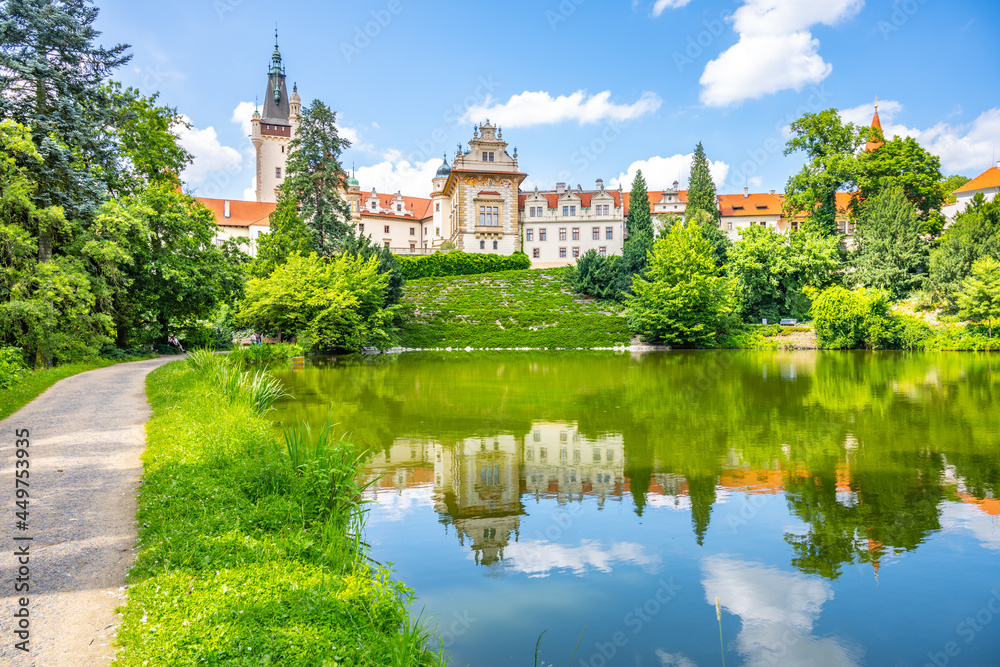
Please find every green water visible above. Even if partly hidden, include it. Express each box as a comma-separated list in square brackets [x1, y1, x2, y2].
[272, 351, 1000, 667]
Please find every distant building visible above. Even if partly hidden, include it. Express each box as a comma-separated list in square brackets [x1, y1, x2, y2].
[519, 181, 626, 265]
[944, 161, 1000, 221]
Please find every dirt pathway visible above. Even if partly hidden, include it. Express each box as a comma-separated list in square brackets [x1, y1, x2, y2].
[0, 356, 180, 666]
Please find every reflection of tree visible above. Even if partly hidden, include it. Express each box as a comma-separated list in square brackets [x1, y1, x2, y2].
[270, 350, 1000, 578]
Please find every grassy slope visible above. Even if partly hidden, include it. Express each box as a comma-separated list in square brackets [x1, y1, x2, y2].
[395, 268, 631, 348]
[114, 361, 442, 666]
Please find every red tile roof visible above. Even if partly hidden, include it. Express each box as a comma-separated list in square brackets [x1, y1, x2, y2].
[518, 190, 625, 210]
[359, 192, 434, 220]
[196, 197, 275, 227]
[953, 165, 1000, 194]
[865, 108, 884, 152]
[718, 192, 783, 217]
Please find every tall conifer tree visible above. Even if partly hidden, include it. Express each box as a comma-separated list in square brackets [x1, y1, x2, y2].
[627, 169, 652, 236]
[687, 142, 720, 223]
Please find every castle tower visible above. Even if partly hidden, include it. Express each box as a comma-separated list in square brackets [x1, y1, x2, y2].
[251, 31, 297, 203]
[865, 104, 884, 153]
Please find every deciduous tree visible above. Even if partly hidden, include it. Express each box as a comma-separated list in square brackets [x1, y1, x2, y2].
[957, 256, 1000, 337]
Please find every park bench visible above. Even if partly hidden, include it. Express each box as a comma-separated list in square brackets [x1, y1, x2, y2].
[780, 319, 798, 326]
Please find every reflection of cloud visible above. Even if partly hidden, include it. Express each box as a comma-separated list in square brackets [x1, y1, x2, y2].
[702, 556, 860, 666]
[940, 501, 1000, 552]
[656, 650, 697, 666]
[366, 484, 435, 522]
[504, 539, 661, 578]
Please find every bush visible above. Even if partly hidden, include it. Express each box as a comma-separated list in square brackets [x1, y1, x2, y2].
[397, 250, 531, 279]
[565, 250, 623, 300]
[810, 286, 899, 349]
[0, 346, 27, 390]
[97, 346, 153, 362]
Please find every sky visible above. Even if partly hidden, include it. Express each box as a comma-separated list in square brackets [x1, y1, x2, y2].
[92, 0, 1000, 202]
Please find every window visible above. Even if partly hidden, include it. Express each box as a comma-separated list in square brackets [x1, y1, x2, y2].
[480, 240, 485, 249]
[410, 227, 415, 235]
[479, 205, 499, 226]
[570, 206, 576, 216]
[492, 240, 498, 250]
[599, 246, 606, 257]
[384, 225, 390, 234]
[489, 152, 494, 162]
[727, 221, 734, 231]
[532, 248, 540, 258]
[281, 146, 284, 153]
[563, 206, 569, 216]
[526, 229, 534, 241]
[539, 229, 547, 241]
[397, 205, 402, 212]
[572, 247, 580, 258]
[572, 228, 579, 240]
[435, 202, 440, 211]
[592, 227, 600, 240]
[424, 227, 428, 235]
[359, 223, 364, 233]
[383, 241, 390, 248]
[482, 151, 494, 162]
[559, 247, 567, 258]
[606, 227, 613, 240]
[275, 167, 282, 178]
[559, 228, 567, 241]
[409, 243, 415, 250]
[436, 227, 440, 235]
[483, 152, 488, 161]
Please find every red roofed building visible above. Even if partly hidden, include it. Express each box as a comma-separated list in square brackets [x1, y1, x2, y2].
[865, 106, 885, 153]
[945, 161, 1000, 221]
[519, 180, 626, 265]
[196, 197, 275, 257]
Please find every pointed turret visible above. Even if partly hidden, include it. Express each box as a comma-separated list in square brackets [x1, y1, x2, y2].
[865, 105, 884, 153]
[262, 29, 290, 125]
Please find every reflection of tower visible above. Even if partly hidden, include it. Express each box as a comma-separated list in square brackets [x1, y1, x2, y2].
[437, 435, 525, 567]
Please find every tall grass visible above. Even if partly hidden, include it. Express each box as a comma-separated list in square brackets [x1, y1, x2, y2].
[188, 350, 291, 415]
[229, 342, 304, 367]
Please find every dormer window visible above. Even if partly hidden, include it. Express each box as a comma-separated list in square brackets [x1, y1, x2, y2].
[756, 205, 768, 210]
[397, 205, 402, 212]
[732, 205, 744, 211]
[482, 151, 494, 162]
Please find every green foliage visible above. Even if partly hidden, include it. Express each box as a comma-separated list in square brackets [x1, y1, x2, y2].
[0, 346, 27, 390]
[626, 170, 652, 236]
[929, 194, 1000, 307]
[396, 268, 630, 348]
[228, 342, 305, 367]
[956, 256, 1000, 337]
[686, 209, 730, 266]
[687, 142, 720, 223]
[627, 221, 736, 347]
[810, 286, 899, 349]
[857, 136, 945, 222]
[850, 179, 929, 299]
[249, 190, 313, 280]
[283, 100, 354, 255]
[728, 225, 841, 322]
[940, 174, 970, 204]
[238, 253, 394, 353]
[565, 250, 623, 300]
[397, 250, 531, 279]
[115, 362, 445, 666]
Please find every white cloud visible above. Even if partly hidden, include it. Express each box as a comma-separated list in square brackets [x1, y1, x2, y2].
[652, 0, 693, 16]
[656, 651, 697, 667]
[231, 101, 256, 138]
[354, 151, 441, 195]
[461, 90, 662, 128]
[340, 124, 376, 154]
[503, 539, 661, 578]
[609, 153, 730, 192]
[840, 101, 1000, 175]
[174, 115, 243, 191]
[243, 176, 256, 202]
[700, 0, 864, 107]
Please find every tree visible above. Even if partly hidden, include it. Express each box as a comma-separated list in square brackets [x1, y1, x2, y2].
[626, 170, 652, 237]
[0, 0, 130, 226]
[626, 221, 735, 347]
[249, 191, 313, 280]
[565, 250, 622, 300]
[850, 180, 929, 299]
[928, 194, 1000, 307]
[92, 183, 245, 346]
[238, 252, 395, 352]
[956, 257, 1000, 337]
[283, 100, 353, 255]
[687, 142, 720, 224]
[857, 136, 944, 229]
[686, 208, 730, 267]
[940, 175, 970, 204]
[783, 110, 867, 236]
[728, 225, 840, 322]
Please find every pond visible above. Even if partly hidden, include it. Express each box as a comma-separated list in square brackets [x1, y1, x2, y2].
[272, 351, 1000, 667]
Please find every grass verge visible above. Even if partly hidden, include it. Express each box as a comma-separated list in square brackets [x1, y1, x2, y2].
[114, 356, 444, 666]
[396, 267, 631, 348]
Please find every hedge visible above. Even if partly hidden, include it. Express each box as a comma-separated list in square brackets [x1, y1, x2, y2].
[397, 250, 531, 279]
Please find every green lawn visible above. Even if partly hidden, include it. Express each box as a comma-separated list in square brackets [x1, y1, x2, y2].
[395, 267, 632, 349]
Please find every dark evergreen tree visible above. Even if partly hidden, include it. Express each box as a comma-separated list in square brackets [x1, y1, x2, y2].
[626, 169, 652, 237]
[687, 475, 717, 546]
[686, 142, 720, 223]
[283, 100, 353, 256]
[250, 191, 313, 280]
[0, 0, 130, 228]
[851, 180, 929, 299]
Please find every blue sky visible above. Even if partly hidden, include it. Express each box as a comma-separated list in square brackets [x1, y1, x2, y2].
[94, 0, 1000, 201]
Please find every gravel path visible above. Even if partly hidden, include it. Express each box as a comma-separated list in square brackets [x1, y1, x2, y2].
[0, 356, 181, 666]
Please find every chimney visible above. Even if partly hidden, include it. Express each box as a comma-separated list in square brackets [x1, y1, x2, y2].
[996, 160, 1000, 169]
[769, 190, 775, 195]
[743, 187, 749, 199]
[596, 178, 604, 191]
[673, 180, 679, 191]
[556, 182, 566, 195]
[224, 200, 231, 218]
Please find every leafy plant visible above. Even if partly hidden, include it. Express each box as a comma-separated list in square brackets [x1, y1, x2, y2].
[396, 250, 531, 279]
[810, 286, 899, 349]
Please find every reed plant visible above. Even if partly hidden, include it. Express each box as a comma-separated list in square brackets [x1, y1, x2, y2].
[184, 348, 220, 374]
[229, 342, 304, 367]
[243, 369, 290, 415]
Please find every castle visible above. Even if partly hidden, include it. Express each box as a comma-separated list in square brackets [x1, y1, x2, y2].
[200, 38, 873, 261]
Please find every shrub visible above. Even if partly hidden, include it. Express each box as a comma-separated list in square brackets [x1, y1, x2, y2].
[0, 346, 27, 390]
[810, 286, 899, 349]
[565, 250, 623, 300]
[396, 250, 531, 279]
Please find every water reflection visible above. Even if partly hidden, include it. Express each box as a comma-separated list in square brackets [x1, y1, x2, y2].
[273, 350, 1000, 583]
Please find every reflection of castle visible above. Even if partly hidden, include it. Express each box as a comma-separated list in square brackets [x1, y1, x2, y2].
[522, 422, 625, 505]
